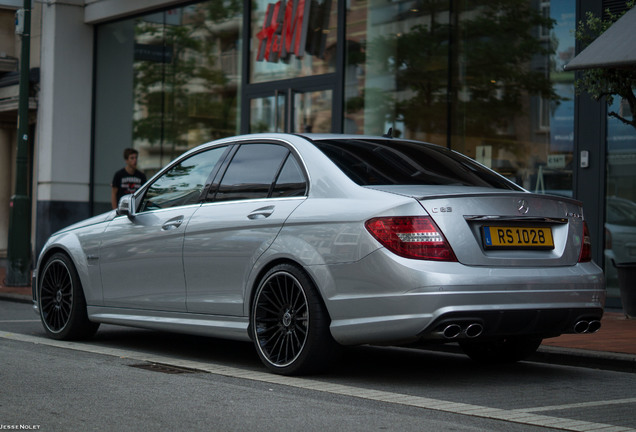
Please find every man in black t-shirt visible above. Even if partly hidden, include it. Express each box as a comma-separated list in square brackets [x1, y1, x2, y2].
[111, 148, 147, 209]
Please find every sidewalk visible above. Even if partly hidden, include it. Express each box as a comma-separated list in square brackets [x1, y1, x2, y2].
[2, 265, 635, 371]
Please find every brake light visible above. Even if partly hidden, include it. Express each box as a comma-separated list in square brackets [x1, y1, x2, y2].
[579, 221, 592, 262]
[365, 216, 457, 261]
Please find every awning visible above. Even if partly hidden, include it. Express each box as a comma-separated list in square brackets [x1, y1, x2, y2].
[564, 7, 636, 71]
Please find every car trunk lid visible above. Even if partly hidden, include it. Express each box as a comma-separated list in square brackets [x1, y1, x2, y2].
[367, 186, 585, 267]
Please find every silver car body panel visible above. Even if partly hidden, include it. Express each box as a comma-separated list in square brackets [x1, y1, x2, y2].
[33, 133, 605, 347]
[99, 205, 201, 311]
[86, 306, 251, 341]
[183, 197, 305, 316]
[315, 251, 603, 344]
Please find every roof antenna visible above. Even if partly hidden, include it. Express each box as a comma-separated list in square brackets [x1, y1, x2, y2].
[382, 127, 393, 138]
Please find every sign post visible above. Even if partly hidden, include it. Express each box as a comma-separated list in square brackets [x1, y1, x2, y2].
[6, 0, 32, 286]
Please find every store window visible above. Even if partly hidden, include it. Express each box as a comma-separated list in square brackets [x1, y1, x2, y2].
[344, 0, 576, 195]
[250, 0, 338, 83]
[605, 97, 636, 302]
[93, 2, 243, 214]
[344, 0, 449, 140]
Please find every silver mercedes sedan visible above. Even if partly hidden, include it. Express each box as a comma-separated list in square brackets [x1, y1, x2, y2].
[33, 133, 605, 375]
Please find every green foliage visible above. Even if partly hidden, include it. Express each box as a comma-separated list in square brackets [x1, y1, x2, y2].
[133, 2, 242, 157]
[360, 0, 559, 138]
[574, 2, 636, 129]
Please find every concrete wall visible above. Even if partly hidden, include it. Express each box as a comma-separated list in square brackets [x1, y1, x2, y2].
[35, 0, 93, 253]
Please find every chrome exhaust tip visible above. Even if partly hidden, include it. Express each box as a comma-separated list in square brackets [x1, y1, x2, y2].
[465, 323, 483, 338]
[442, 324, 462, 339]
[574, 320, 590, 334]
[588, 320, 601, 334]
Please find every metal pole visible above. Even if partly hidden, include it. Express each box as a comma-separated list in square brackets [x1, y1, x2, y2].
[6, 0, 32, 286]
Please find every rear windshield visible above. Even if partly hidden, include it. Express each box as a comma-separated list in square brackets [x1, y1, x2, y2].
[313, 138, 522, 190]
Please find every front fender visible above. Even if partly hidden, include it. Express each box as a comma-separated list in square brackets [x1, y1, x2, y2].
[37, 229, 106, 306]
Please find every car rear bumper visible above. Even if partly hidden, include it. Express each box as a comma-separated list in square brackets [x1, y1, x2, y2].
[317, 249, 605, 345]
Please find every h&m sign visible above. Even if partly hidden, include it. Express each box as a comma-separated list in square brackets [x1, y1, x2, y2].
[256, 0, 330, 63]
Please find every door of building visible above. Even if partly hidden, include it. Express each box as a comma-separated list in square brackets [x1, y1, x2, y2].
[243, 76, 339, 134]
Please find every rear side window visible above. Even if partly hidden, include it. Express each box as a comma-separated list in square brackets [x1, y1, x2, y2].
[313, 139, 521, 190]
[213, 143, 303, 202]
[272, 155, 307, 198]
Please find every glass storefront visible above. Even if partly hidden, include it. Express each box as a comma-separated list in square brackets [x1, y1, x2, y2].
[605, 96, 636, 303]
[94, 0, 636, 304]
[344, 0, 575, 195]
[93, 2, 243, 213]
[94, 0, 577, 204]
[250, 0, 337, 83]
[246, 0, 338, 133]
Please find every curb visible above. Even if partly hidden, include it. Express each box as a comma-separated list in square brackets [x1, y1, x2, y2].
[0, 292, 32, 304]
[534, 345, 636, 374]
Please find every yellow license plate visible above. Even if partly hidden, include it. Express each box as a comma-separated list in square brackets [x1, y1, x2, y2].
[482, 226, 554, 249]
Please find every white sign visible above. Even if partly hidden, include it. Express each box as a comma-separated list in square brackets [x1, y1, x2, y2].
[476, 145, 492, 168]
[547, 154, 566, 169]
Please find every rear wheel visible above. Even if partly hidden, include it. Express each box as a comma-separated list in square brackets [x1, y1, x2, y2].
[39, 252, 99, 340]
[459, 336, 542, 363]
[251, 264, 339, 375]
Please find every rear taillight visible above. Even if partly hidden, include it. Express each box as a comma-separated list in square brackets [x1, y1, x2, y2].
[365, 216, 457, 261]
[579, 221, 592, 262]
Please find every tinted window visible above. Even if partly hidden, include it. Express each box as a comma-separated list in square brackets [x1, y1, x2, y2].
[214, 144, 290, 202]
[272, 155, 307, 198]
[313, 139, 521, 190]
[140, 146, 227, 211]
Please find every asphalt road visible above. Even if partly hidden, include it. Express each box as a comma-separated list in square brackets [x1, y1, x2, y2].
[1, 299, 635, 432]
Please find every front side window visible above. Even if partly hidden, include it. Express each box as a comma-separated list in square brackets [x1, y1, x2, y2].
[140, 146, 228, 211]
[212, 143, 298, 201]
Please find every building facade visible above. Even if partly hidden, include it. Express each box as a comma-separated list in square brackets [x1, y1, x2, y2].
[1, 0, 635, 307]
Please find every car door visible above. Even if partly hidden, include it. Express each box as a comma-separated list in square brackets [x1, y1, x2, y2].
[184, 142, 307, 316]
[99, 146, 229, 311]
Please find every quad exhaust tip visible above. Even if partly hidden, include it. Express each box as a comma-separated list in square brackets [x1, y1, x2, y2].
[442, 322, 484, 339]
[440, 318, 601, 339]
[574, 320, 602, 334]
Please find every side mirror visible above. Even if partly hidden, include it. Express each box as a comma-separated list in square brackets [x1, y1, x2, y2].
[116, 194, 136, 219]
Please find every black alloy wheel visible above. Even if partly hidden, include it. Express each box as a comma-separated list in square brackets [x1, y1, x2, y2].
[251, 263, 339, 375]
[39, 252, 99, 340]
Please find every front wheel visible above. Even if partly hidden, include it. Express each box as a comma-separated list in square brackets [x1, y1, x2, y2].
[250, 264, 339, 375]
[39, 252, 99, 340]
[459, 336, 542, 363]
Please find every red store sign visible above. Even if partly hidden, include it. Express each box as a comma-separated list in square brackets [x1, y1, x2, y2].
[256, 0, 311, 62]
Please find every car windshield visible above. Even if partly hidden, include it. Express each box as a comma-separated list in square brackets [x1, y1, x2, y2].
[313, 138, 522, 190]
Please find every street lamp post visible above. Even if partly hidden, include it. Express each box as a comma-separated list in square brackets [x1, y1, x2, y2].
[6, 0, 32, 286]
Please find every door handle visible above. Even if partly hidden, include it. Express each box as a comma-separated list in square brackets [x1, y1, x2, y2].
[161, 216, 184, 230]
[247, 206, 275, 220]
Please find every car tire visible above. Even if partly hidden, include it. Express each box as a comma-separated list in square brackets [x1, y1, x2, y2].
[251, 263, 340, 375]
[459, 336, 542, 363]
[39, 252, 100, 340]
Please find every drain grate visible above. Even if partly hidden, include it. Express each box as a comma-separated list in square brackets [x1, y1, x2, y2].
[129, 362, 196, 374]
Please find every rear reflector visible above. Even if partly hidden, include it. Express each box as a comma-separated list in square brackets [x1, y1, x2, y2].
[365, 216, 457, 261]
